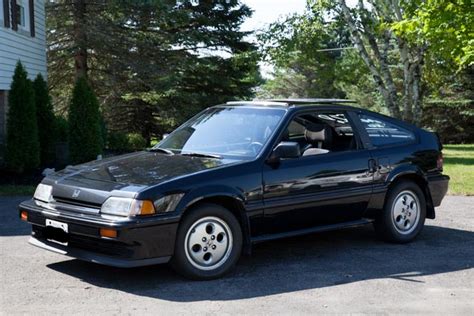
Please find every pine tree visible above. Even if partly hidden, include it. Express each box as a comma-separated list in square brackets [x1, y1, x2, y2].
[68, 77, 102, 164]
[33, 73, 56, 166]
[5, 61, 40, 173]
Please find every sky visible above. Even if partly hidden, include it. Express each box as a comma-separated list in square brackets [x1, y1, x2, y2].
[240, 0, 307, 33]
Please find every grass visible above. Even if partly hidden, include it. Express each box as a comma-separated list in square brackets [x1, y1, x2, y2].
[0, 185, 36, 197]
[443, 144, 474, 196]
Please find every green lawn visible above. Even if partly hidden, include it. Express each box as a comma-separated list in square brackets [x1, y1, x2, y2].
[0, 185, 36, 197]
[443, 144, 474, 196]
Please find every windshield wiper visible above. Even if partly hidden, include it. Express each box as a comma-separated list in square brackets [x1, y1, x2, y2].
[148, 148, 174, 155]
[180, 152, 223, 159]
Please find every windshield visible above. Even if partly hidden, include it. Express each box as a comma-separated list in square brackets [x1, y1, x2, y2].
[155, 106, 286, 159]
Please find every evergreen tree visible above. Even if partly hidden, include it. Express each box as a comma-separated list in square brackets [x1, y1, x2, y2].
[33, 73, 56, 166]
[5, 62, 40, 173]
[47, 0, 261, 142]
[68, 77, 102, 164]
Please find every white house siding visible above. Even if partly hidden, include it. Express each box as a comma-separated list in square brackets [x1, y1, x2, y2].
[0, 0, 46, 145]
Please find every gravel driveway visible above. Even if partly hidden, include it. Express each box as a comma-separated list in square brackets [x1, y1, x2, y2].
[1, 195, 473, 315]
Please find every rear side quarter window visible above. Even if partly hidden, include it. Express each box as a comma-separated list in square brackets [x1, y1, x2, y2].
[358, 113, 415, 147]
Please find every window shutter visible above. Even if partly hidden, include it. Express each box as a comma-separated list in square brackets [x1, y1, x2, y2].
[3, 0, 10, 28]
[29, 0, 34, 36]
[10, 0, 17, 31]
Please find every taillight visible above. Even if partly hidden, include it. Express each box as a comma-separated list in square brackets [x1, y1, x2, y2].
[437, 152, 444, 171]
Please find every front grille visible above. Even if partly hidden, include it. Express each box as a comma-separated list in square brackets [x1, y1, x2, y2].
[51, 196, 101, 215]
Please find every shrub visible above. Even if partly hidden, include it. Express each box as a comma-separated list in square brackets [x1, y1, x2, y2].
[107, 132, 147, 153]
[33, 73, 56, 167]
[68, 78, 103, 164]
[421, 100, 474, 144]
[5, 61, 40, 173]
[54, 115, 69, 143]
[107, 132, 129, 152]
[127, 133, 147, 151]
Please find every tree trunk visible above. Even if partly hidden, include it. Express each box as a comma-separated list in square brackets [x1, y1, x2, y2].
[338, 0, 401, 118]
[411, 47, 425, 124]
[73, 0, 88, 80]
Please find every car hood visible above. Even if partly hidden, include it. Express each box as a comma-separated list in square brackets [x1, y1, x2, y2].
[48, 151, 238, 195]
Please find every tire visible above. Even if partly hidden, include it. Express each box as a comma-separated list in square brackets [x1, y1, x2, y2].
[374, 180, 426, 243]
[171, 203, 243, 280]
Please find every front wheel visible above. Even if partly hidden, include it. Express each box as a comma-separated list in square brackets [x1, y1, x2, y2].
[171, 203, 242, 280]
[375, 181, 426, 243]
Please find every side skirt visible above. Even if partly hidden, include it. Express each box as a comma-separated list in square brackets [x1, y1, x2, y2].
[250, 218, 374, 244]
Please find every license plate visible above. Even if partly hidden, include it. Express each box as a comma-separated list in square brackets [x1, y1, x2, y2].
[45, 219, 68, 233]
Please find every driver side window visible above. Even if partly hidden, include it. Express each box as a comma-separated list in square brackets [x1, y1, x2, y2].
[282, 111, 359, 157]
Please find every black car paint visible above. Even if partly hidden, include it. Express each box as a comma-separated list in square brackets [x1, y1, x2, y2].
[19, 104, 449, 267]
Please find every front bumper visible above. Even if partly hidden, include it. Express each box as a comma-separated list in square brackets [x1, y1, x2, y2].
[428, 174, 450, 207]
[19, 199, 180, 268]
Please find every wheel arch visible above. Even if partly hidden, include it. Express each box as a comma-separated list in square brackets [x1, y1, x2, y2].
[178, 190, 252, 255]
[386, 167, 435, 219]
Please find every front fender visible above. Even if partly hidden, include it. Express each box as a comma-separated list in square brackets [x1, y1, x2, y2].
[176, 185, 246, 214]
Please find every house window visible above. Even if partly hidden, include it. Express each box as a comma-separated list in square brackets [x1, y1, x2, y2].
[0, 0, 5, 27]
[15, 0, 29, 30]
[16, 3, 25, 26]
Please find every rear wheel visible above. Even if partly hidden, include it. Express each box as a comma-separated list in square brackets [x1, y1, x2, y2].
[375, 181, 426, 243]
[171, 203, 242, 280]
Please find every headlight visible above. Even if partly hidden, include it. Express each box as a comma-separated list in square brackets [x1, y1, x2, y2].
[100, 194, 183, 217]
[34, 184, 53, 202]
[100, 197, 151, 217]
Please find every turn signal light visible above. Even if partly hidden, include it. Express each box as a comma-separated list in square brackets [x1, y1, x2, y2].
[20, 211, 28, 221]
[100, 228, 117, 238]
[139, 200, 156, 215]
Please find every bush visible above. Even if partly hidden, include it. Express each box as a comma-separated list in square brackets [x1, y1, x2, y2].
[127, 133, 147, 151]
[107, 132, 129, 152]
[68, 78, 103, 164]
[5, 61, 40, 173]
[33, 73, 56, 167]
[54, 115, 69, 143]
[107, 132, 147, 153]
[421, 100, 474, 144]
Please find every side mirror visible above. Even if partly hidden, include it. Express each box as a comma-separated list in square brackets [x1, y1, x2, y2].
[267, 141, 301, 165]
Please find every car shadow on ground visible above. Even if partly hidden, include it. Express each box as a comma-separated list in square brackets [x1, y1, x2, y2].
[47, 224, 474, 302]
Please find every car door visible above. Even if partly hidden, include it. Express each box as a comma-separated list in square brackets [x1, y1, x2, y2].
[262, 110, 374, 234]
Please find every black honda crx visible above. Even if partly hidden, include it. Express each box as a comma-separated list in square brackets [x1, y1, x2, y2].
[19, 99, 449, 280]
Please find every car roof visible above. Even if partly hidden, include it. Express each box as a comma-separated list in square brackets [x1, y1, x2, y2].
[225, 99, 360, 110]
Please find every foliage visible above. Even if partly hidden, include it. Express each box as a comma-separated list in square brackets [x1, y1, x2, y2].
[68, 78, 103, 164]
[107, 132, 129, 153]
[392, 0, 473, 69]
[443, 145, 474, 196]
[107, 132, 147, 153]
[47, 0, 261, 143]
[54, 115, 69, 143]
[421, 66, 474, 143]
[258, 13, 347, 99]
[334, 50, 386, 113]
[5, 62, 40, 173]
[127, 133, 147, 151]
[0, 185, 36, 196]
[33, 74, 56, 167]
